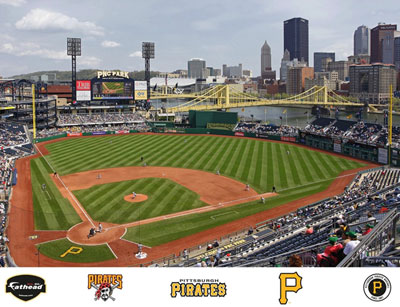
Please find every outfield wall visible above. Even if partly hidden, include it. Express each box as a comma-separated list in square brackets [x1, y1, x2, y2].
[34, 125, 384, 164]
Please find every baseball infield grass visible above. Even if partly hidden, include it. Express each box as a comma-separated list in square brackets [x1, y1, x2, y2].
[37, 238, 115, 263]
[123, 179, 329, 246]
[73, 178, 207, 224]
[32, 134, 365, 245]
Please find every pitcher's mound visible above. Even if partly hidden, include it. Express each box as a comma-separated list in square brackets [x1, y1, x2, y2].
[124, 194, 148, 203]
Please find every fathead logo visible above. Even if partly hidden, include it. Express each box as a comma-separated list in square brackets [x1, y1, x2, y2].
[6, 275, 46, 301]
[279, 272, 302, 305]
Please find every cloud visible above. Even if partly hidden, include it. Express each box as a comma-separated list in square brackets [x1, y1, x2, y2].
[15, 9, 104, 36]
[79, 56, 101, 67]
[101, 40, 120, 48]
[0, 0, 26, 7]
[0, 41, 68, 60]
[129, 51, 142, 57]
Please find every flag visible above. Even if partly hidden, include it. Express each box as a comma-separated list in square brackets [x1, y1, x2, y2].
[153, 84, 157, 91]
[346, 114, 352, 119]
[282, 109, 287, 114]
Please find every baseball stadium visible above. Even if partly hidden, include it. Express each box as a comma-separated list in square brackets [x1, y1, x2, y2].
[1, 78, 400, 268]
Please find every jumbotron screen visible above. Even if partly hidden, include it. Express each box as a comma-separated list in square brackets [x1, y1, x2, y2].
[92, 80, 134, 100]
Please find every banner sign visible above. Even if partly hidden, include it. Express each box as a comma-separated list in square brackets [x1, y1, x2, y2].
[234, 132, 244, 137]
[67, 133, 82, 137]
[378, 148, 388, 164]
[76, 80, 91, 101]
[115, 130, 130, 135]
[135, 90, 147, 100]
[92, 131, 106, 135]
[280, 136, 296, 142]
[333, 139, 342, 153]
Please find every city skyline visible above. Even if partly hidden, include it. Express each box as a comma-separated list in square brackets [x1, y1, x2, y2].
[0, 0, 400, 77]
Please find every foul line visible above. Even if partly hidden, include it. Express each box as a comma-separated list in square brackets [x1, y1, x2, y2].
[210, 211, 238, 220]
[34, 144, 95, 228]
[120, 238, 152, 249]
[107, 243, 119, 259]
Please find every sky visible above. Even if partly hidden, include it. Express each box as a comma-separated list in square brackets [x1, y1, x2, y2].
[0, 0, 399, 78]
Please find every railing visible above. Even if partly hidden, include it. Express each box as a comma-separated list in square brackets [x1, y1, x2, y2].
[338, 209, 399, 267]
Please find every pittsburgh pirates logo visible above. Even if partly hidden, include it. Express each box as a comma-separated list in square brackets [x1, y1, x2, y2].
[88, 274, 123, 302]
[363, 274, 391, 302]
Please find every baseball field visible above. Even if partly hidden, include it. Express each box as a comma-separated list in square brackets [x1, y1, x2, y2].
[8, 133, 373, 266]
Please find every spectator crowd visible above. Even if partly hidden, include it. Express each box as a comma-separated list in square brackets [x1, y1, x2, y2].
[57, 113, 145, 126]
[0, 122, 33, 267]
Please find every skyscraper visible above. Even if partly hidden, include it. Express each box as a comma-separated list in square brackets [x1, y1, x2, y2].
[395, 37, 400, 70]
[370, 23, 397, 63]
[261, 41, 272, 75]
[354, 25, 370, 56]
[314, 52, 335, 72]
[284, 17, 309, 64]
[280, 49, 290, 81]
[188, 58, 206, 78]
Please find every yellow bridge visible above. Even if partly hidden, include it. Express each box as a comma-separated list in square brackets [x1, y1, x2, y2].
[150, 85, 368, 113]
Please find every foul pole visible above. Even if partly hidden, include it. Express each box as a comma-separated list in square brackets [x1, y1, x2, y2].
[32, 84, 36, 139]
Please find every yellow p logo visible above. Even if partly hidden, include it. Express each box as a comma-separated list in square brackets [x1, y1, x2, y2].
[373, 281, 382, 295]
[279, 272, 303, 305]
[60, 246, 83, 258]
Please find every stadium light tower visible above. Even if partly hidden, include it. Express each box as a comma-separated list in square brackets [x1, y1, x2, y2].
[67, 38, 81, 103]
[142, 42, 155, 103]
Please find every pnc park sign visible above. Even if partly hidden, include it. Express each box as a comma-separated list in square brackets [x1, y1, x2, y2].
[97, 70, 130, 79]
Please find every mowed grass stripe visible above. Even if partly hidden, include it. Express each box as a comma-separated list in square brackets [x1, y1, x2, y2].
[314, 152, 336, 177]
[194, 137, 226, 170]
[239, 140, 256, 183]
[303, 149, 325, 180]
[264, 142, 274, 191]
[284, 144, 301, 185]
[182, 137, 217, 169]
[228, 139, 248, 177]
[156, 136, 202, 167]
[292, 146, 313, 183]
[202, 137, 231, 171]
[64, 135, 152, 171]
[208, 137, 237, 173]
[253, 141, 264, 188]
[74, 178, 207, 224]
[96, 135, 158, 168]
[31, 158, 81, 230]
[275, 143, 288, 189]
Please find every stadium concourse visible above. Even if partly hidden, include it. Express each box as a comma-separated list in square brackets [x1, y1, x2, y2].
[2, 114, 400, 268]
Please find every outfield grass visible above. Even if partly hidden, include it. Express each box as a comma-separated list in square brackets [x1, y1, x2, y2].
[44, 134, 364, 193]
[31, 157, 82, 230]
[37, 238, 115, 263]
[32, 134, 365, 244]
[73, 178, 208, 224]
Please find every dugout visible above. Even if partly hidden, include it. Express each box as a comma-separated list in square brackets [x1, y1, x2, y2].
[189, 110, 237, 129]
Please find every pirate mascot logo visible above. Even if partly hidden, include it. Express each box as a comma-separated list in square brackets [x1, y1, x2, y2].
[88, 274, 123, 302]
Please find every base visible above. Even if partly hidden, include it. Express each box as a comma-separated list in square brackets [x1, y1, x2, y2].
[135, 252, 148, 259]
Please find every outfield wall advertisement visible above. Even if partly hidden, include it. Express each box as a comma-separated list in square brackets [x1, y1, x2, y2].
[76, 80, 91, 101]
[135, 81, 147, 100]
